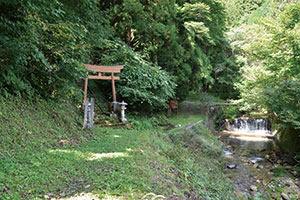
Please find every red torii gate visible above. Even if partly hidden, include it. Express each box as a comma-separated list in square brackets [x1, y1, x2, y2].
[83, 64, 124, 103]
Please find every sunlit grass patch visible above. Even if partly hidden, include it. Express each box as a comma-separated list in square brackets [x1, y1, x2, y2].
[88, 152, 129, 160]
[49, 149, 129, 161]
[60, 192, 100, 200]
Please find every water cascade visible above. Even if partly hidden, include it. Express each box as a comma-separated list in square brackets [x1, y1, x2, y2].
[219, 117, 300, 198]
[232, 118, 271, 135]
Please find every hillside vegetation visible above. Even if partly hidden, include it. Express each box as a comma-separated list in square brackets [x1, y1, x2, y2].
[0, 97, 235, 199]
[1, 0, 300, 199]
[223, 0, 300, 131]
[1, 0, 239, 111]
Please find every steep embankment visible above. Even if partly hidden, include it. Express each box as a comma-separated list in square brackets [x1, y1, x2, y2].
[0, 97, 235, 199]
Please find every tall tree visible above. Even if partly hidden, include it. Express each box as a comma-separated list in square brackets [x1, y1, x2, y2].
[229, 1, 300, 129]
[109, 0, 239, 99]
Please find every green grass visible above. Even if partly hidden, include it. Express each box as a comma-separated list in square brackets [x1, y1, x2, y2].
[0, 96, 235, 199]
[168, 113, 205, 132]
[272, 167, 289, 177]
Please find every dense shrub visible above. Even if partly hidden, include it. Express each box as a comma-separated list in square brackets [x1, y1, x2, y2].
[91, 39, 176, 111]
[0, 0, 90, 99]
[105, 0, 239, 100]
[1, 0, 236, 111]
[228, 2, 300, 130]
[0, 0, 175, 111]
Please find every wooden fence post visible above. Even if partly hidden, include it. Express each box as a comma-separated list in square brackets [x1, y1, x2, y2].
[83, 98, 89, 128]
[90, 98, 94, 128]
[83, 71, 89, 104]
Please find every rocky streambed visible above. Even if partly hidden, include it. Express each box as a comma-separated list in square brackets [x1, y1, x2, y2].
[218, 133, 300, 199]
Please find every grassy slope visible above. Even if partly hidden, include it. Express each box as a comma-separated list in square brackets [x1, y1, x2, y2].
[0, 97, 235, 200]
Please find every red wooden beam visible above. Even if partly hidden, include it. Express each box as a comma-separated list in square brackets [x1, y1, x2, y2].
[83, 64, 124, 103]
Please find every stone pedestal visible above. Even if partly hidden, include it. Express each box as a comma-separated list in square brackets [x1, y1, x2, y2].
[111, 101, 128, 123]
[119, 101, 128, 123]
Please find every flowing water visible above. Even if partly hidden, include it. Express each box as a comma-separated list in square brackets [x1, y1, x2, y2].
[222, 118, 277, 153]
[232, 118, 271, 135]
[218, 118, 300, 198]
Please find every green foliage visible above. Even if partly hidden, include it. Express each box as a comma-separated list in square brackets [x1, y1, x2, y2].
[164, 125, 235, 199]
[0, 0, 91, 99]
[0, 0, 177, 111]
[222, 0, 266, 27]
[127, 114, 169, 130]
[264, 81, 300, 129]
[228, 2, 300, 130]
[281, 2, 300, 29]
[109, 0, 239, 100]
[247, 0, 278, 25]
[91, 39, 176, 111]
[1, 0, 239, 110]
[197, 92, 222, 105]
[215, 105, 241, 129]
[120, 63, 176, 111]
[272, 167, 289, 177]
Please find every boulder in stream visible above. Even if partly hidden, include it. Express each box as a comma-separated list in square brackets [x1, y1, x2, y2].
[258, 165, 264, 169]
[249, 159, 257, 164]
[249, 185, 258, 191]
[227, 164, 237, 169]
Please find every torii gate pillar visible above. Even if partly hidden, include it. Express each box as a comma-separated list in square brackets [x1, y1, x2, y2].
[83, 64, 124, 103]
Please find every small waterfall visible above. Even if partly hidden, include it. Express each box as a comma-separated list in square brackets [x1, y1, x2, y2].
[233, 118, 271, 135]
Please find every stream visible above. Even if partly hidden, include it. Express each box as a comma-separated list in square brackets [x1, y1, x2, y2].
[217, 118, 300, 199]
